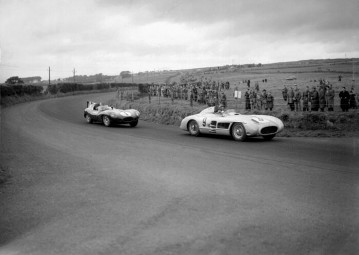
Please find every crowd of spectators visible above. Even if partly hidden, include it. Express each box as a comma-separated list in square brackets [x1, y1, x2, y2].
[148, 80, 230, 107]
[145, 76, 358, 113]
[244, 88, 274, 111]
[282, 80, 358, 112]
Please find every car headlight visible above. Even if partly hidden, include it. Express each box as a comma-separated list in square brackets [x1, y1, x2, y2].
[135, 111, 140, 117]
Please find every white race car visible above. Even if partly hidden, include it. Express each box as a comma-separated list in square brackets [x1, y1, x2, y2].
[84, 101, 140, 127]
[180, 107, 284, 141]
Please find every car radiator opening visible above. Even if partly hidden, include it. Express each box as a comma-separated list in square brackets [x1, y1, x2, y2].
[260, 126, 278, 134]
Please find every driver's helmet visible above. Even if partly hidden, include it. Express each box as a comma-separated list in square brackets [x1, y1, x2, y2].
[93, 103, 100, 110]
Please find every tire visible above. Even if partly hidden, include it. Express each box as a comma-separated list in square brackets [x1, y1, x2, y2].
[85, 114, 93, 124]
[130, 120, 138, 127]
[231, 123, 247, 141]
[262, 134, 276, 141]
[188, 120, 200, 136]
[102, 115, 111, 127]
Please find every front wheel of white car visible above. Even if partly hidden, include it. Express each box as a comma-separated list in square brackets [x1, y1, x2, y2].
[102, 116, 111, 127]
[231, 123, 247, 141]
[85, 114, 92, 124]
[188, 120, 200, 136]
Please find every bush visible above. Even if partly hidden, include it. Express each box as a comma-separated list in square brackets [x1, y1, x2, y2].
[0, 85, 16, 97]
[279, 113, 290, 122]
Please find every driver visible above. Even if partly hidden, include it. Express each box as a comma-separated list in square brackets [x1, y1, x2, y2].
[214, 103, 225, 115]
[93, 103, 100, 110]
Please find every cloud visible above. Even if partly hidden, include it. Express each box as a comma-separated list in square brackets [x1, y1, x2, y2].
[0, 0, 358, 82]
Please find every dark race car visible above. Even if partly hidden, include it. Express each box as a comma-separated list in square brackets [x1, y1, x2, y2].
[84, 101, 140, 127]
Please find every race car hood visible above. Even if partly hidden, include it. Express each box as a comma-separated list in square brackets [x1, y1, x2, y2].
[104, 109, 139, 117]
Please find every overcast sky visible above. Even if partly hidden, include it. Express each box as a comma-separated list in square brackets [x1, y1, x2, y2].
[0, 0, 358, 82]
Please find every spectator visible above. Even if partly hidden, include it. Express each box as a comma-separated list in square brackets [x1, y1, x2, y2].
[326, 84, 335, 111]
[255, 82, 259, 92]
[250, 89, 256, 109]
[245, 88, 251, 110]
[261, 89, 268, 110]
[288, 87, 295, 111]
[282, 85, 288, 101]
[220, 91, 227, 109]
[266, 91, 274, 111]
[302, 86, 310, 111]
[318, 85, 326, 112]
[310, 86, 319, 111]
[349, 90, 357, 109]
[256, 91, 262, 110]
[294, 85, 302, 111]
[339, 87, 350, 112]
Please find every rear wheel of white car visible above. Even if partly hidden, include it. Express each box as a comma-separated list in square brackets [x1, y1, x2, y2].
[188, 120, 200, 136]
[102, 116, 111, 127]
[130, 120, 138, 127]
[85, 114, 92, 124]
[262, 134, 276, 141]
[231, 123, 247, 141]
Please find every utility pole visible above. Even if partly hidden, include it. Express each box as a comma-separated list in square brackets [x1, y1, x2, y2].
[352, 58, 355, 91]
[48, 66, 51, 85]
[73, 68, 76, 83]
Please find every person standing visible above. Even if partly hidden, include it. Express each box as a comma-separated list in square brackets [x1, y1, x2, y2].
[310, 86, 319, 111]
[266, 91, 274, 111]
[256, 91, 262, 110]
[261, 89, 268, 110]
[282, 85, 288, 101]
[302, 86, 310, 111]
[294, 85, 302, 111]
[220, 91, 227, 109]
[245, 88, 251, 110]
[288, 87, 295, 111]
[326, 84, 335, 111]
[339, 87, 350, 112]
[250, 89, 256, 109]
[349, 90, 357, 109]
[318, 85, 326, 112]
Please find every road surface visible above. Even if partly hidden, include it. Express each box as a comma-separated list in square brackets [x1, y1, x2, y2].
[1, 93, 358, 255]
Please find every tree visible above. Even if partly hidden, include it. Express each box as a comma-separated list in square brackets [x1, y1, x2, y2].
[5, 76, 24, 85]
[120, 71, 131, 79]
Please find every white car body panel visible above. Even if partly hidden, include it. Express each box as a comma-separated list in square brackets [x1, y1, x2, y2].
[180, 107, 284, 139]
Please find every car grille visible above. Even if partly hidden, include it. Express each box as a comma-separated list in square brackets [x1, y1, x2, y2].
[123, 117, 134, 121]
[261, 126, 278, 134]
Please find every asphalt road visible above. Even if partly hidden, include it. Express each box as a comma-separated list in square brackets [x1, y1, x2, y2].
[1, 93, 358, 255]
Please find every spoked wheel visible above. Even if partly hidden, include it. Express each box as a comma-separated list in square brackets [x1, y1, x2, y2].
[102, 116, 111, 127]
[85, 114, 93, 124]
[188, 120, 200, 136]
[231, 123, 247, 141]
[262, 134, 276, 141]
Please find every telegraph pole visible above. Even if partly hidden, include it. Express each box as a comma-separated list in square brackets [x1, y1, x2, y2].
[73, 68, 76, 83]
[48, 66, 51, 85]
